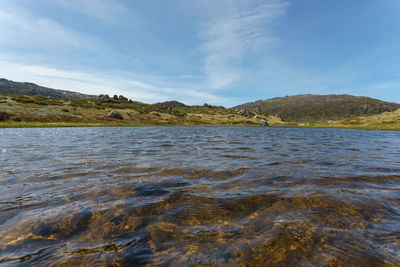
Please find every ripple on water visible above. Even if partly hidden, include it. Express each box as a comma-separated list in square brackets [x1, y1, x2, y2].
[0, 126, 399, 265]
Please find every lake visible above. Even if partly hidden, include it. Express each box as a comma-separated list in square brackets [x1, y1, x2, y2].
[0, 126, 399, 266]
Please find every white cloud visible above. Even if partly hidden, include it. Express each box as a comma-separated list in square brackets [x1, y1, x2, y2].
[199, 0, 288, 89]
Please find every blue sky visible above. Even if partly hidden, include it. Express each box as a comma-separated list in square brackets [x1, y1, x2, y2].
[0, 0, 399, 106]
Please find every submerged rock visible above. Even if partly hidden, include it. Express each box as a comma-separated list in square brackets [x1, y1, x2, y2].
[107, 110, 123, 120]
[260, 119, 269, 126]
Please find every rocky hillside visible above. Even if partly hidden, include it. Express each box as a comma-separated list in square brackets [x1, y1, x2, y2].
[234, 94, 400, 122]
[0, 93, 279, 127]
[153, 101, 186, 109]
[0, 78, 95, 99]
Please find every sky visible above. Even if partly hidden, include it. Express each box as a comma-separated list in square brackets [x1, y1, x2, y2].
[0, 0, 399, 106]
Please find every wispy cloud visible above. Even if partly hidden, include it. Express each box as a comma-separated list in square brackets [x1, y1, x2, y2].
[199, 0, 288, 89]
[0, 1, 236, 105]
[0, 59, 236, 105]
[0, 59, 161, 101]
[0, 5, 105, 52]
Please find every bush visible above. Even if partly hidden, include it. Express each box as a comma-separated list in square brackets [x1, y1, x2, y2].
[0, 111, 10, 121]
[11, 95, 63, 105]
[169, 109, 187, 117]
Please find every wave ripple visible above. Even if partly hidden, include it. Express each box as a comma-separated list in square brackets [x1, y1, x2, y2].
[0, 127, 399, 266]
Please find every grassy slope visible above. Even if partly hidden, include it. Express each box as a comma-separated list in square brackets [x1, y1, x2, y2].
[310, 109, 400, 131]
[1, 94, 399, 130]
[0, 95, 280, 127]
[235, 94, 400, 122]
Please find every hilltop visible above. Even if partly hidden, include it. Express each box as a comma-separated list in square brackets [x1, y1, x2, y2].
[0, 78, 95, 99]
[234, 94, 400, 122]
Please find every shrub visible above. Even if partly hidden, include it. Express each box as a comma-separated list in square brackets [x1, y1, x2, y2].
[0, 111, 10, 121]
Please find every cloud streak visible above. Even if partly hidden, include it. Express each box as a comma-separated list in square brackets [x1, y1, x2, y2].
[0, 59, 235, 105]
[0, 5, 105, 53]
[199, 0, 287, 89]
[0, 0, 304, 106]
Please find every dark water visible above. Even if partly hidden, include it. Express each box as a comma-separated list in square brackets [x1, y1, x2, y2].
[0, 127, 399, 266]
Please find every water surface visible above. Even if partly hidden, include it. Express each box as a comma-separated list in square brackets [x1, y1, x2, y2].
[0, 127, 399, 266]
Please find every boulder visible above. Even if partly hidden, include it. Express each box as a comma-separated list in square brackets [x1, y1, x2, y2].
[98, 94, 110, 100]
[238, 109, 247, 116]
[260, 119, 269, 126]
[107, 110, 123, 120]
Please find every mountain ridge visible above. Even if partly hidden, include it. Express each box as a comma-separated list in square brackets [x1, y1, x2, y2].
[0, 78, 96, 99]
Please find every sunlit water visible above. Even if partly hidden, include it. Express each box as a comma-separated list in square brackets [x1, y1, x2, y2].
[0, 127, 399, 266]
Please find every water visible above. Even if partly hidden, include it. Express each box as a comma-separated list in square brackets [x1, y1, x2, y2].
[0, 126, 399, 266]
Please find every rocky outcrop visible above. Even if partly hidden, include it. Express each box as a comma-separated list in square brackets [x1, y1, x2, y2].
[98, 94, 110, 100]
[153, 101, 186, 109]
[107, 110, 123, 120]
[259, 119, 269, 126]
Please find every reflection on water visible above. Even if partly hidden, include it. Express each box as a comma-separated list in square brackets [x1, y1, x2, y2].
[0, 127, 399, 266]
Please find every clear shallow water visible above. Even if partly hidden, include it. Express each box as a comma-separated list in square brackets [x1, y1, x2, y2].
[0, 126, 399, 266]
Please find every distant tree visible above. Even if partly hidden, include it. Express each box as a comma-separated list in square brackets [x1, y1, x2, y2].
[113, 95, 118, 100]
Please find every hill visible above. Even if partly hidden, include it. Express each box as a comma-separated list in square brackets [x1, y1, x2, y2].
[234, 94, 400, 122]
[0, 93, 277, 127]
[0, 78, 95, 99]
[153, 100, 186, 109]
[319, 108, 400, 131]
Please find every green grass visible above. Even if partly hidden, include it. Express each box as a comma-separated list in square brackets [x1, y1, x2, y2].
[0, 121, 265, 128]
[296, 124, 400, 131]
[0, 121, 143, 128]
[3, 120, 398, 130]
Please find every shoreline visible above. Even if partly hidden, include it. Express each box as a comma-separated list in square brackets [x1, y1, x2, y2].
[296, 124, 400, 131]
[0, 121, 265, 128]
[1, 121, 399, 131]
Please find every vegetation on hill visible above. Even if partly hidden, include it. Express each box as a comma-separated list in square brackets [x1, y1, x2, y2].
[0, 78, 95, 99]
[1, 78, 399, 130]
[153, 101, 186, 109]
[0, 94, 277, 127]
[312, 108, 400, 131]
[235, 94, 400, 122]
